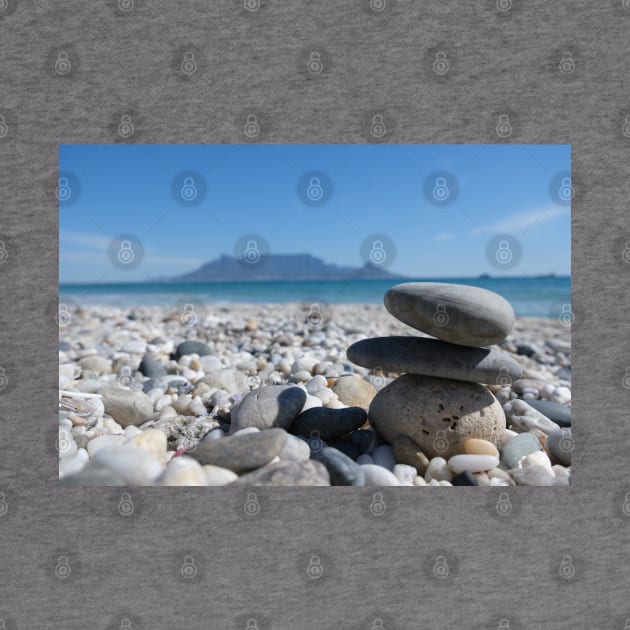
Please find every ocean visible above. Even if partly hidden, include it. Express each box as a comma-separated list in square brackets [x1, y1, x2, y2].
[59, 276, 571, 318]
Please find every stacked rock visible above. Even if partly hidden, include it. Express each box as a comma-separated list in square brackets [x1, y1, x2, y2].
[347, 282, 524, 475]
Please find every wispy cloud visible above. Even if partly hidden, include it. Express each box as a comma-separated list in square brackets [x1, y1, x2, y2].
[59, 230, 110, 250]
[434, 231, 455, 243]
[471, 205, 568, 236]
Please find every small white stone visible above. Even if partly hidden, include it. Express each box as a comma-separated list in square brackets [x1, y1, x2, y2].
[438, 480, 452, 486]
[59, 449, 89, 478]
[448, 454, 499, 474]
[278, 434, 311, 462]
[189, 398, 207, 416]
[413, 476, 427, 486]
[305, 375, 328, 395]
[393, 464, 417, 484]
[372, 445, 396, 471]
[425, 457, 452, 482]
[103, 417, 124, 434]
[159, 405, 177, 420]
[231, 427, 260, 436]
[92, 445, 163, 485]
[203, 464, 238, 486]
[519, 450, 553, 472]
[203, 428, 225, 441]
[157, 456, 207, 486]
[510, 464, 555, 486]
[155, 395, 173, 412]
[326, 399, 347, 409]
[356, 454, 374, 465]
[122, 340, 147, 354]
[300, 393, 323, 413]
[488, 478, 510, 486]
[551, 386, 571, 404]
[428, 479, 441, 486]
[552, 464, 570, 478]
[146, 388, 165, 405]
[361, 464, 400, 486]
[501, 429, 518, 445]
[58, 428, 77, 460]
[123, 425, 142, 438]
[87, 434, 126, 457]
[125, 429, 167, 463]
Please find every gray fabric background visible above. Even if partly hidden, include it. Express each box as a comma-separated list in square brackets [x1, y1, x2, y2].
[1, 0, 629, 628]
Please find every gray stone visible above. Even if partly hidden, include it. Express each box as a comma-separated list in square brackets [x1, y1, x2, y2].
[98, 387, 154, 427]
[229, 385, 306, 433]
[278, 433, 311, 462]
[231, 460, 330, 486]
[312, 446, 365, 486]
[347, 336, 522, 384]
[504, 399, 561, 434]
[328, 439, 361, 460]
[500, 432, 542, 470]
[174, 340, 212, 359]
[384, 282, 515, 347]
[138, 354, 167, 379]
[524, 399, 571, 427]
[188, 428, 287, 473]
[290, 406, 367, 441]
[331, 374, 377, 410]
[59, 463, 127, 486]
[368, 374, 506, 459]
[546, 428, 573, 466]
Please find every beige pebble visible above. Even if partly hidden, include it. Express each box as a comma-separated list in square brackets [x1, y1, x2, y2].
[463, 438, 499, 457]
[126, 429, 167, 463]
[157, 456, 207, 486]
[203, 464, 239, 486]
[413, 476, 427, 486]
[190, 359, 202, 371]
[448, 454, 499, 474]
[425, 457, 452, 482]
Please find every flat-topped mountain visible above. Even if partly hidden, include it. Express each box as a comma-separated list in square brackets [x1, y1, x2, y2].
[164, 254, 405, 283]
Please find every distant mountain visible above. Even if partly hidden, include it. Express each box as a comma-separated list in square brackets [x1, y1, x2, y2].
[162, 254, 405, 283]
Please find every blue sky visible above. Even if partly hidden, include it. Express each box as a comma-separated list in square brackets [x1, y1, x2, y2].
[59, 144, 570, 283]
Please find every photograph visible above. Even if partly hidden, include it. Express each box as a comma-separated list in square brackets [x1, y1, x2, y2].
[58, 143, 571, 487]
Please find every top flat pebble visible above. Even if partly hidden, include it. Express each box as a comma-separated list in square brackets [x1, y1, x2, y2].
[384, 282, 515, 347]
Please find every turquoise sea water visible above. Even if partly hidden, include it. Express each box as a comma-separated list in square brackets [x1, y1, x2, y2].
[59, 276, 571, 318]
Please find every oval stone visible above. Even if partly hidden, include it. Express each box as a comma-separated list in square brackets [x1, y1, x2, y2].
[546, 428, 573, 466]
[384, 282, 515, 347]
[499, 431, 542, 470]
[231, 460, 330, 486]
[448, 454, 499, 474]
[360, 464, 400, 486]
[522, 399, 571, 427]
[312, 446, 365, 486]
[290, 406, 367, 441]
[347, 336, 522, 384]
[368, 374, 506, 459]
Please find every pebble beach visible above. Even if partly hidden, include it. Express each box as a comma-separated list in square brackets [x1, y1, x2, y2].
[58, 287, 572, 487]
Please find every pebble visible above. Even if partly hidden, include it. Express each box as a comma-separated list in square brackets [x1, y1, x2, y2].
[351, 429, 380, 455]
[86, 434, 126, 457]
[361, 464, 400, 486]
[392, 435, 430, 475]
[448, 454, 499, 474]
[451, 471, 480, 486]
[356, 454, 374, 465]
[157, 456, 206, 485]
[523, 399, 571, 427]
[519, 450, 553, 472]
[393, 464, 417, 484]
[504, 399, 560, 435]
[347, 337, 522, 385]
[300, 393, 323, 413]
[331, 374, 377, 410]
[125, 429, 167, 464]
[229, 385, 306, 433]
[384, 282, 515, 347]
[98, 387, 154, 428]
[372, 444, 397, 471]
[122, 340, 147, 354]
[202, 369, 246, 394]
[277, 434, 311, 462]
[305, 375, 328, 395]
[551, 386, 571, 404]
[546, 428, 573, 466]
[79, 356, 110, 374]
[59, 448, 89, 478]
[188, 428, 288, 473]
[510, 465, 556, 486]
[463, 438, 499, 457]
[369, 374, 505, 458]
[328, 440, 361, 460]
[203, 465, 239, 485]
[499, 432, 542, 470]
[59, 463, 127, 486]
[413, 475, 427, 486]
[174, 340, 212, 360]
[425, 457, 452, 482]
[231, 460, 330, 486]
[92, 445, 163, 485]
[290, 406, 367, 441]
[138, 355, 167, 379]
[312, 446, 365, 486]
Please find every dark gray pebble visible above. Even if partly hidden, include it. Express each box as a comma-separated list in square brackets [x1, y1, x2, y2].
[138, 354, 167, 379]
[290, 406, 367, 441]
[312, 446, 365, 486]
[452, 471, 479, 486]
[522, 399, 571, 427]
[174, 340, 212, 360]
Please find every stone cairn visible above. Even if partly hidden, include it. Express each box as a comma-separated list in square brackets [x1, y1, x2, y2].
[347, 282, 524, 481]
